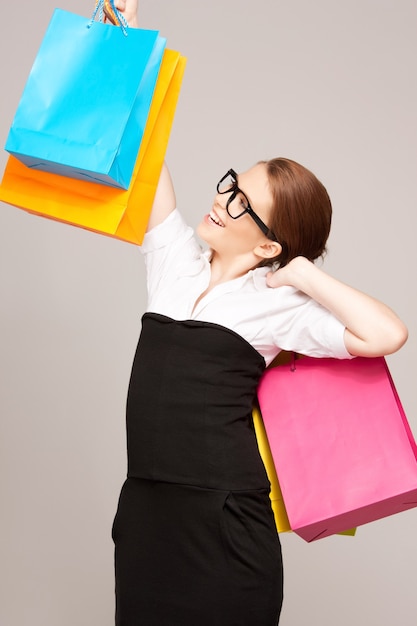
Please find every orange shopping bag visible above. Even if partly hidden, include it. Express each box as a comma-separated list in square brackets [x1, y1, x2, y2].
[0, 49, 186, 245]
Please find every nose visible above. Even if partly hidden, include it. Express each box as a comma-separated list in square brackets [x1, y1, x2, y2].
[215, 188, 236, 212]
[214, 192, 228, 212]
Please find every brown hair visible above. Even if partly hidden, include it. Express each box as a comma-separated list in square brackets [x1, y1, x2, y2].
[260, 157, 332, 268]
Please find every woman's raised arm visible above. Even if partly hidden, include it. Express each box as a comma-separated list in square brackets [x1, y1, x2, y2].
[146, 162, 177, 231]
[113, 0, 177, 230]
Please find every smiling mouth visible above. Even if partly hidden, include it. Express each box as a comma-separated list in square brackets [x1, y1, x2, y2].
[209, 209, 225, 227]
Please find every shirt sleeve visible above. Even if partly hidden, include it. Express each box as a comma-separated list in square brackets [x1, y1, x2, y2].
[267, 287, 353, 360]
[140, 209, 204, 302]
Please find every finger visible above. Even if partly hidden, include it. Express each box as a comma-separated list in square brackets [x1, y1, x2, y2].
[265, 271, 275, 287]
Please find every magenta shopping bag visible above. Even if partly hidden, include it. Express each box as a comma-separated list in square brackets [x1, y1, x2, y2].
[257, 356, 417, 542]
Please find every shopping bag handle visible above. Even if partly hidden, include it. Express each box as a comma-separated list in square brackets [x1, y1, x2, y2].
[90, 0, 129, 35]
[267, 350, 300, 372]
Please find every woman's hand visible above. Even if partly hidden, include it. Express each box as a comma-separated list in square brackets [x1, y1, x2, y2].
[265, 258, 304, 290]
[266, 257, 408, 358]
[113, 0, 139, 27]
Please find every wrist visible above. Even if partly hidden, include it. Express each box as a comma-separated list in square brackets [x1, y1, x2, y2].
[285, 256, 316, 290]
[128, 15, 139, 27]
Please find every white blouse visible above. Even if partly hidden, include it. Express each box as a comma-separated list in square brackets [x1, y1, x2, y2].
[140, 209, 352, 366]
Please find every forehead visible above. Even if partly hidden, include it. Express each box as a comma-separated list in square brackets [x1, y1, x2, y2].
[237, 163, 272, 210]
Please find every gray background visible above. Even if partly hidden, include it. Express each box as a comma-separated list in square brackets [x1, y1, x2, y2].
[1, 1, 416, 624]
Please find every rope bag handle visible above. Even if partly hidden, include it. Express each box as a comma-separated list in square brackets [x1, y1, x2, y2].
[90, 0, 129, 34]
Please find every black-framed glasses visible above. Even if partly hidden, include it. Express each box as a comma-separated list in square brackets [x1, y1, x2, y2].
[216, 169, 278, 242]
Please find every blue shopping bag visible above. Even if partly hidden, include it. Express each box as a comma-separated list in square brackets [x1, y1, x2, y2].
[5, 8, 166, 189]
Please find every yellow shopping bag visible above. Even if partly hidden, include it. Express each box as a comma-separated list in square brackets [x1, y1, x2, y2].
[0, 49, 186, 245]
[253, 406, 291, 533]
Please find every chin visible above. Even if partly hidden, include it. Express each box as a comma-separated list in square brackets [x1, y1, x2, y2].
[196, 219, 211, 245]
[197, 215, 227, 253]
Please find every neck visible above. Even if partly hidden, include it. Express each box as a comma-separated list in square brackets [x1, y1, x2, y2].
[209, 250, 260, 285]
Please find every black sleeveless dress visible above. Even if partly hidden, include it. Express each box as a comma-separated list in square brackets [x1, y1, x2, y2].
[112, 313, 283, 626]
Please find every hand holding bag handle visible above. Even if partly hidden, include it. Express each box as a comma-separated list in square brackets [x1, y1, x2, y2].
[93, 0, 129, 31]
[100, 0, 140, 28]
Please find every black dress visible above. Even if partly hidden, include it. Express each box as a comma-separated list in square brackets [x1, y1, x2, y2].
[112, 313, 283, 625]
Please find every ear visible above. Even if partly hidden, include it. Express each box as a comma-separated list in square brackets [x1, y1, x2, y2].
[253, 240, 282, 260]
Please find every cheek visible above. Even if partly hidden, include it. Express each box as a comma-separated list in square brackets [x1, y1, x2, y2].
[197, 214, 265, 252]
[233, 216, 264, 245]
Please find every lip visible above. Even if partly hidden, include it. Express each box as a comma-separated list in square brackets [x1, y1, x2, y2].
[207, 208, 225, 227]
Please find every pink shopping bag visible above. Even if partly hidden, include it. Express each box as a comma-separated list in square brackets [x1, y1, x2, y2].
[257, 355, 417, 542]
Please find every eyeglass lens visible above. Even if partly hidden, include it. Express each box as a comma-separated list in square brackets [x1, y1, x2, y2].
[218, 173, 250, 217]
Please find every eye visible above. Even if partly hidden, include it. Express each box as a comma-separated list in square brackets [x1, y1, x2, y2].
[237, 192, 249, 210]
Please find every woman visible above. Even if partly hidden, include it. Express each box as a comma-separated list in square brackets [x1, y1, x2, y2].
[110, 2, 408, 625]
